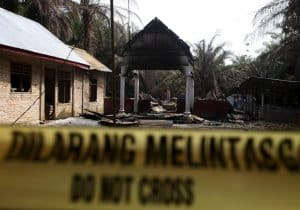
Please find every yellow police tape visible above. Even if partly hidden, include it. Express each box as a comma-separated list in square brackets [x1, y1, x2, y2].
[0, 126, 300, 210]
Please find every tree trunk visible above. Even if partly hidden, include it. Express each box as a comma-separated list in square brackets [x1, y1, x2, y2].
[81, 0, 91, 51]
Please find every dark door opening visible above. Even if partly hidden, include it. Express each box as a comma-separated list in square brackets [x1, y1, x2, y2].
[45, 69, 56, 120]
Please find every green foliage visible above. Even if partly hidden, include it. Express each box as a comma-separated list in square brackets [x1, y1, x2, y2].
[253, 0, 300, 80]
[253, 0, 288, 37]
[218, 37, 296, 95]
[193, 35, 231, 98]
[164, 72, 185, 98]
[0, 0, 19, 13]
[138, 71, 185, 99]
[216, 55, 255, 95]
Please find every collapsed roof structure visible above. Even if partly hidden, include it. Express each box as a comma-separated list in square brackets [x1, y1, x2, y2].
[120, 17, 194, 115]
[122, 17, 193, 71]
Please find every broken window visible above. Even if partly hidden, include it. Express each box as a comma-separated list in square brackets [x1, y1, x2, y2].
[10, 63, 32, 92]
[89, 78, 97, 102]
[58, 71, 71, 103]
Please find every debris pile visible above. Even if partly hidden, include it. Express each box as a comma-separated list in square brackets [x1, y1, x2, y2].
[227, 109, 251, 123]
[81, 109, 208, 127]
[83, 94, 265, 127]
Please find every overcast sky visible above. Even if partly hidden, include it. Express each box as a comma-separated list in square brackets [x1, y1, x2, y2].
[104, 0, 272, 56]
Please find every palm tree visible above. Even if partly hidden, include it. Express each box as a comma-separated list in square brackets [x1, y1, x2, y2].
[68, 0, 141, 52]
[0, 0, 140, 51]
[193, 35, 231, 98]
[0, 0, 78, 41]
[253, 0, 289, 37]
[252, 0, 300, 79]
[253, 0, 300, 36]
[230, 55, 257, 79]
[0, 0, 19, 13]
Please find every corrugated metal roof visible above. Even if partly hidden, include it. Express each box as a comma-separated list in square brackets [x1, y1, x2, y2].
[0, 8, 88, 66]
[73, 47, 111, 72]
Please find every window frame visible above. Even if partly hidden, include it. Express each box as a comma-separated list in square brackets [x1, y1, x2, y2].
[10, 63, 32, 93]
[58, 71, 71, 104]
[89, 78, 98, 102]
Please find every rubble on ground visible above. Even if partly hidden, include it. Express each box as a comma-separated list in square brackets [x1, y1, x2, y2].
[82, 109, 208, 126]
[44, 115, 300, 130]
[227, 109, 251, 123]
[43, 95, 299, 130]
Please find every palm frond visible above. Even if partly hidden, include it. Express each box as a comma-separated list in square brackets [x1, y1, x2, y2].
[247, 0, 289, 41]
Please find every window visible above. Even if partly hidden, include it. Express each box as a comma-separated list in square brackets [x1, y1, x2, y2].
[10, 63, 31, 92]
[89, 78, 97, 102]
[58, 71, 71, 103]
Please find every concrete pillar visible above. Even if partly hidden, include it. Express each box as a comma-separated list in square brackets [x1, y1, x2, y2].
[184, 66, 193, 116]
[259, 92, 265, 120]
[72, 68, 75, 117]
[261, 93, 265, 107]
[190, 73, 195, 110]
[39, 62, 45, 121]
[54, 66, 58, 119]
[119, 66, 127, 114]
[133, 70, 139, 113]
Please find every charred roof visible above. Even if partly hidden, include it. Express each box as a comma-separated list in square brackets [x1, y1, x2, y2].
[122, 18, 193, 71]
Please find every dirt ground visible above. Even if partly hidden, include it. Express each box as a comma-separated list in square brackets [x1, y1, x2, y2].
[174, 120, 300, 131]
[44, 117, 300, 131]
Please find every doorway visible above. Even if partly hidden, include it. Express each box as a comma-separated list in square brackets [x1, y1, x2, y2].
[45, 69, 56, 120]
